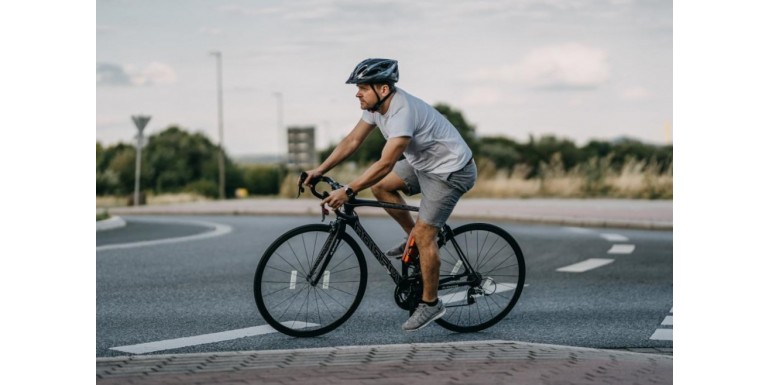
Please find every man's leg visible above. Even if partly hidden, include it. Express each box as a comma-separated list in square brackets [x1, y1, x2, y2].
[371, 172, 415, 234]
[412, 219, 440, 302]
[401, 218, 445, 331]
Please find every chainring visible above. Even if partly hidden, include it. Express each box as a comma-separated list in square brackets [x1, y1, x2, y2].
[394, 275, 423, 311]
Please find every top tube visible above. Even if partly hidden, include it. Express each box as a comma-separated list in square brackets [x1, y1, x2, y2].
[347, 198, 419, 212]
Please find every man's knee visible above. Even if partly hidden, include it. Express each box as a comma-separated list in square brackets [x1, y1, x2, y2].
[372, 173, 405, 198]
[412, 220, 439, 246]
[371, 181, 389, 197]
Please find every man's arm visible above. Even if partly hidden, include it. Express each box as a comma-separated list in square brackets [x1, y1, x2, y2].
[321, 136, 410, 209]
[303, 119, 375, 185]
[347, 136, 410, 193]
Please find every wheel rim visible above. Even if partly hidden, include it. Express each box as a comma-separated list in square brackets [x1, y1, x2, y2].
[257, 229, 364, 335]
[437, 225, 524, 330]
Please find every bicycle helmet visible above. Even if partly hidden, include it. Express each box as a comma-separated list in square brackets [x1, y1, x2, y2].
[345, 58, 399, 85]
[346, 58, 399, 112]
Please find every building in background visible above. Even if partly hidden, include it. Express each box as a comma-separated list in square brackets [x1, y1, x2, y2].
[287, 126, 316, 170]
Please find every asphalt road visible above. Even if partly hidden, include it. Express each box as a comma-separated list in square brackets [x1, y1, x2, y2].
[96, 215, 672, 357]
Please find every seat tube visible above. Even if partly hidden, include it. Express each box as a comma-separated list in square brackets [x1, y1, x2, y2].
[445, 224, 477, 277]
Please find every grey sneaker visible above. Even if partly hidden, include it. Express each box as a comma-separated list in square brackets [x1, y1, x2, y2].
[386, 238, 407, 257]
[402, 300, 446, 331]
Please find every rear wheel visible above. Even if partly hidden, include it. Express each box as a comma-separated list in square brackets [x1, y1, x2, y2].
[254, 224, 367, 337]
[435, 223, 526, 332]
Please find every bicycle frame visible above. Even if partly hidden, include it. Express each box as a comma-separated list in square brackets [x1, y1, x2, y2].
[307, 197, 481, 290]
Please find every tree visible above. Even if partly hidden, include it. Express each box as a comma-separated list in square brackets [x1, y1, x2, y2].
[433, 103, 480, 156]
[96, 142, 137, 195]
[96, 126, 244, 198]
[478, 136, 522, 174]
[142, 126, 241, 197]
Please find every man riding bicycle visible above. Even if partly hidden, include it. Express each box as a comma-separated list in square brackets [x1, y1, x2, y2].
[302, 58, 477, 331]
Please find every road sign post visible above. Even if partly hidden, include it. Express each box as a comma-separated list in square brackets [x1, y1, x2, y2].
[131, 115, 151, 206]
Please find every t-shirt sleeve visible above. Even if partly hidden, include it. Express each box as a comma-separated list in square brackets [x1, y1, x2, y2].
[385, 106, 415, 138]
[361, 110, 375, 124]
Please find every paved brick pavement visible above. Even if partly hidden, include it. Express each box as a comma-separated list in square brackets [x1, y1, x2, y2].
[96, 340, 672, 385]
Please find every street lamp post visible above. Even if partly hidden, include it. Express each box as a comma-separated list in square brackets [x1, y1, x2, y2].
[131, 115, 151, 206]
[273, 92, 283, 161]
[211, 51, 226, 200]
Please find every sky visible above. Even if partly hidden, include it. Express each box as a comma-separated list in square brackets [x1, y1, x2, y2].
[96, 0, 672, 157]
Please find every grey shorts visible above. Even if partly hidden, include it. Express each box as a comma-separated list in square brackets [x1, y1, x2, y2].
[393, 159, 477, 228]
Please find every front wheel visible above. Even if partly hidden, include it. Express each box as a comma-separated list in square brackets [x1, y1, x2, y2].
[435, 223, 526, 332]
[254, 224, 367, 337]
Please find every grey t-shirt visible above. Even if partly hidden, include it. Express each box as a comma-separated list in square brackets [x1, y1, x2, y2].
[361, 87, 472, 175]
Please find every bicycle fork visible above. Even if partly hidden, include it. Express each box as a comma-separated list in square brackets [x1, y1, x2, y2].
[307, 222, 343, 287]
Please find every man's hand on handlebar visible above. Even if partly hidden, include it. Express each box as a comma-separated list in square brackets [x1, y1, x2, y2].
[301, 169, 324, 187]
[321, 187, 349, 211]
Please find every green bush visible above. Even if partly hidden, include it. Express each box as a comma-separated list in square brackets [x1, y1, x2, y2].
[241, 164, 285, 195]
[183, 180, 219, 198]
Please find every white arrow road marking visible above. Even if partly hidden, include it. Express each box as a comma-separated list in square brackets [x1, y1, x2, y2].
[600, 233, 629, 242]
[110, 321, 319, 354]
[439, 283, 528, 305]
[607, 244, 636, 254]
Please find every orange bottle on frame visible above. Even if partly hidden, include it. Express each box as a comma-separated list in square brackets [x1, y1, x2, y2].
[402, 236, 418, 264]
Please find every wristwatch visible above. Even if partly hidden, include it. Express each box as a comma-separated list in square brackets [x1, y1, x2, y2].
[344, 186, 355, 198]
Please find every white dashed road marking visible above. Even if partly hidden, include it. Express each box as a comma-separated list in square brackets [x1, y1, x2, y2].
[650, 328, 673, 340]
[650, 309, 673, 340]
[564, 227, 595, 234]
[600, 233, 629, 242]
[110, 322, 319, 354]
[607, 244, 636, 254]
[556, 258, 615, 273]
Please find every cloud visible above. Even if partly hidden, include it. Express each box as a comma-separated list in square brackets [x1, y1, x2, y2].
[470, 43, 611, 90]
[96, 62, 178, 86]
[199, 27, 223, 36]
[219, 5, 283, 16]
[621, 86, 653, 100]
[96, 63, 131, 85]
[462, 87, 503, 106]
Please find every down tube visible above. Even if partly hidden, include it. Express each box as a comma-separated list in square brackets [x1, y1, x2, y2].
[350, 221, 401, 283]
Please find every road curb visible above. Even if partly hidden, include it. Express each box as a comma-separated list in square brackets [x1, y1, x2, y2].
[96, 216, 126, 232]
[106, 205, 673, 231]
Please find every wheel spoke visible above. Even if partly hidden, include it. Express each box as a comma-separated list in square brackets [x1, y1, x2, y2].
[436, 224, 525, 332]
[255, 226, 365, 337]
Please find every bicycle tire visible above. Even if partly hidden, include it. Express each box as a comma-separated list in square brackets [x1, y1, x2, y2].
[254, 224, 367, 337]
[434, 223, 526, 332]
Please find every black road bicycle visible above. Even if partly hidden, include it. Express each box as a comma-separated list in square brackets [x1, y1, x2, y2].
[253, 173, 526, 337]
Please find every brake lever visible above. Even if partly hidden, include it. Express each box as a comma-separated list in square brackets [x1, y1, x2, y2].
[320, 191, 330, 222]
[297, 172, 308, 198]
